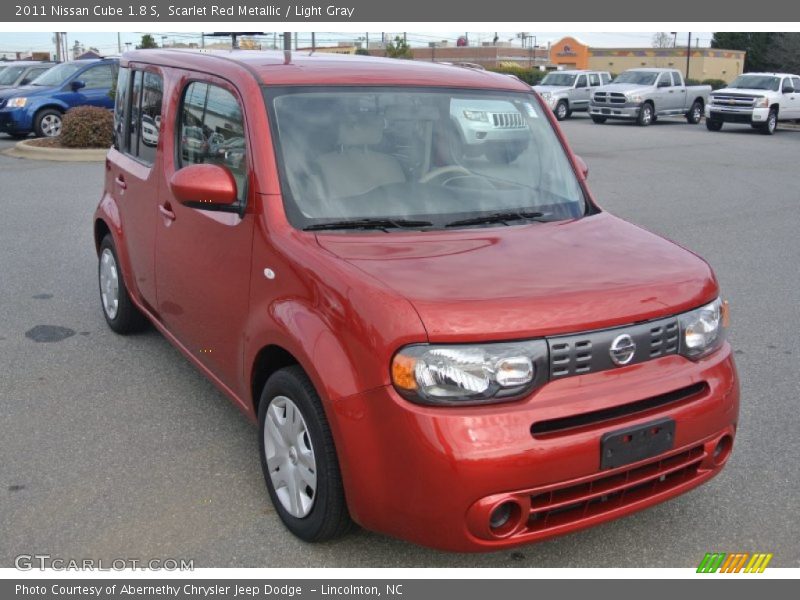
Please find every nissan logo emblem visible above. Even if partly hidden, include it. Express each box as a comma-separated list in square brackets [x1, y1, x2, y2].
[610, 334, 636, 366]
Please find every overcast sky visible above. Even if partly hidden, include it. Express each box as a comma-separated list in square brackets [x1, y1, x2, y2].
[0, 31, 715, 57]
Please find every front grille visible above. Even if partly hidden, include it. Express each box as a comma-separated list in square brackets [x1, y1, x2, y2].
[530, 382, 708, 436]
[592, 92, 626, 105]
[524, 445, 705, 533]
[710, 94, 757, 107]
[491, 112, 525, 128]
[548, 315, 680, 379]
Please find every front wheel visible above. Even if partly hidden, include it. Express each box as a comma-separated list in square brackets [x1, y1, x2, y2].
[258, 366, 352, 542]
[637, 103, 654, 126]
[590, 115, 607, 124]
[686, 101, 703, 124]
[759, 109, 778, 135]
[33, 108, 63, 138]
[706, 119, 723, 131]
[554, 100, 569, 121]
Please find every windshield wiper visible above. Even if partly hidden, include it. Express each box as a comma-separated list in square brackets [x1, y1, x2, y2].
[445, 211, 548, 228]
[303, 218, 433, 231]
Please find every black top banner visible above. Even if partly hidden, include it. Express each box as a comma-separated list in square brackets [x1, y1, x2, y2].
[3, 0, 800, 22]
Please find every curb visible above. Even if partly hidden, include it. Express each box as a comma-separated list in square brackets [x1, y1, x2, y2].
[2, 139, 107, 162]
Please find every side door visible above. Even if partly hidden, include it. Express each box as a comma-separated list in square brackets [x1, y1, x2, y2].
[107, 66, 164, 308]
[155, 77, 255, 393]
[71, 63, 117, 108]
[571, 73, 590, 109]
[781, 77, 800, 119]
[671, 71, 688, 110]
[655, 72, 674, 112]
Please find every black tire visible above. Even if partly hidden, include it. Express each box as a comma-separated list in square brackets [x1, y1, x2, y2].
[590, 115, 607, 124]
[759, 109, 778, 135]
[706, 119, 723, 131]
[686, 100, 703, 124]
[33, 108, 63, 138]
[258, 366, 352, 542]
[554, 100, 569, 121]
[98, 235, 147, 334]
[484, 142, 524, 164]
[637, 103, 654, 126]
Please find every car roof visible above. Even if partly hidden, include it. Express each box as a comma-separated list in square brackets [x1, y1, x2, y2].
[549, 69, 605, 74]
[628, 68, 677, 73]
[0, 60, 55, 66]
[121, 49, 531, 91]
[739, 72, 797, 78]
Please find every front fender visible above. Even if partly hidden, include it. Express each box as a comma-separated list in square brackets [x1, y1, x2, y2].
[93, 189, 139, 306]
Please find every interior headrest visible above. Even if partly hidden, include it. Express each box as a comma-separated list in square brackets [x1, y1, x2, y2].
[338, 116, 384, 146]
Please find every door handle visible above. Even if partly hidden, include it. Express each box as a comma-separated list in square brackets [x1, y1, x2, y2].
[114, 176, 127, 189]
[158, 204, 176, 221]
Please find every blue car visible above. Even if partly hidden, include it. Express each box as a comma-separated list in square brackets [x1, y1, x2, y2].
[0, 58, 118, 138]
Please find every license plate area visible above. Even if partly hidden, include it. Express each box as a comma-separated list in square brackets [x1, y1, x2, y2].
[601, 108, 611, 114]
[600, 418, 675, 469]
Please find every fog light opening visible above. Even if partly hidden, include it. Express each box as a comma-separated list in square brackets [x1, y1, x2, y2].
[489, 501, 521, 537]
[713, 435, 733, 465]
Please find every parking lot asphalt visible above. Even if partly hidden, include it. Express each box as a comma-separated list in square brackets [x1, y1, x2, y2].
[1, 116, 798, 568]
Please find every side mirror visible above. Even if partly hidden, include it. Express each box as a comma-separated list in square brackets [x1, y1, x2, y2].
[20, 78, 31, 85]
[169, 164, 238, 208]
[574, 155, 589, 179]
[70, 80, 85, 91]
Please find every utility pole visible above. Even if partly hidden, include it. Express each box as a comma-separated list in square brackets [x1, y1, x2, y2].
[201, 33, 205, 48]
[283, 32, 292, 51]
[685, 32, 691, 80]
[117, 33, 121, 53]
[54, 32, 62, 62]
[311, 32, 315, 51]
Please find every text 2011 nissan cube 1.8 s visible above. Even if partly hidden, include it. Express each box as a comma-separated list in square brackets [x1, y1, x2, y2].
[94, 50, 739, 552]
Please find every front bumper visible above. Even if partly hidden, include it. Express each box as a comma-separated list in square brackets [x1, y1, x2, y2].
[0, 107, 33, 134]
[705, 105, 770, 124]
[589, 103, 641, 119]
[330, 343, 739, 551]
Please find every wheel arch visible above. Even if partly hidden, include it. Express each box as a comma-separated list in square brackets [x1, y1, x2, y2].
[251, 344, 301, 415]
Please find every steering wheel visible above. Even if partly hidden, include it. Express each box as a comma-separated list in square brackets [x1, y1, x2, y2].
[419, 165, 471, 184]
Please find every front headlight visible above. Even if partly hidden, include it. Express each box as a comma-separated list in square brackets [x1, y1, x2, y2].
[391, 340, 548, 405]
[463, 110, 489, 122]
[627, 94, 643, 104]
[753, 96, 769, 108]
[678, 298, 729, 359]
[7, 97, 27, 108]
[540, 91, 551, 101]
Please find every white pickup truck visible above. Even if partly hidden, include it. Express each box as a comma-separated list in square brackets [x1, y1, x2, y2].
[589, 68, 711, 126]
[705, 72, 800, 135]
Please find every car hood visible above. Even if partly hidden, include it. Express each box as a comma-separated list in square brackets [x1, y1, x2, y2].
[533, 85, 572, 94]
[0, 84, 57, 100]
[316, 213, 717, 341]
[711, 87, 772, 96]
[595, 83, 650, 95]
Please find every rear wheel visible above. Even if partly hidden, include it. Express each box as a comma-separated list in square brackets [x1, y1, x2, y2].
[637, 103, 654, 126]
[759, 109, 778, 135]
[33, 108, 62, 138]
[706, 119, 723, 131]
[258, 366, 352, 542]
[98, 235, 147, 334]
[686, 100, 703, 124]
[590, 115, 607, 124]
[554, 100, 569, 121]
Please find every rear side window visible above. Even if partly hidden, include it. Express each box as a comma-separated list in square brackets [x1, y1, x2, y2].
[113, 66, 163, 165]
[80, 64, 115, 89]
[601, 73, 611, 84]
[178, 81, 248, 206]
[793, 78, 800, 91]
[672, 72, 683, 86]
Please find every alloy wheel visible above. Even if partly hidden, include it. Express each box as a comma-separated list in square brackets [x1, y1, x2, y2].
[99, 248, 120, 319]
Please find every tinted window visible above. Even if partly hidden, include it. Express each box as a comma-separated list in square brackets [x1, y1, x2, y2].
[137, 72, 163, 164]
[588, 73, 600, 87]
[0, 66, 25, 85]
[657, 73, 672, 87]
[793, 78, 800, 91]
[575, 75, 587, 88]
[22, 67, 50, 84]
[601, 73, 611, 84]
[782, 78, 794, 92]
[178, 82, 248, 205]
[29, 62, 82, 86]
[80, 64, 114, 89]
[129, 70, 143, 154]
[113, 67, 130, 151]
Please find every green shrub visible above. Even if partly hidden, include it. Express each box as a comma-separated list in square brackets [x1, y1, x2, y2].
[59, 106, 114, 148]
[486, 65, 546, 85]
[685, 78, 701, 86]
[701, 78, 728, 90]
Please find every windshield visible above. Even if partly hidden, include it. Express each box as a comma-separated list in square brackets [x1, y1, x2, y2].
[727, 75, 781, 91]
[30, 62, 82, 86]
[612, 71, 658, 85]
[266, 87, 586, 230]
[0, 66, 25, 85]
[540, 73, 577, 87]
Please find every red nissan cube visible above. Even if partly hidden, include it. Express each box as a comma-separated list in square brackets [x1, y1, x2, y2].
[94, 50, 739, 552]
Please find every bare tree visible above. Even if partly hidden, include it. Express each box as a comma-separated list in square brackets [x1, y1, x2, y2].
[652, 32, 674, 48]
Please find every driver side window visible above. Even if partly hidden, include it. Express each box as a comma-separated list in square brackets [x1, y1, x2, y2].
[80, 64, 115, 90]
[576, 75, 587, 88]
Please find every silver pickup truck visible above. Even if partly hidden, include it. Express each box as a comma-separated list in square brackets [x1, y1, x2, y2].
[532, 70, 612, 121]
[589, 68, 711, 126]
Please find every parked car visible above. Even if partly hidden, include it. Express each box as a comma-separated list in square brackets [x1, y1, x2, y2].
[95, 50, 738, 552]
[589, 68, 711, 126]
[450, 97, 530, 162]
[705, 72, 800, 135]
[140, 114, 160, 147]
[533, 70, 611, 120]
[0, 58, 118, 138]
[0, 61, 56, 90]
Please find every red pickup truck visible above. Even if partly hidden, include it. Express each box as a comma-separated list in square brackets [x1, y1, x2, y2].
[94, 49, 739, 552]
